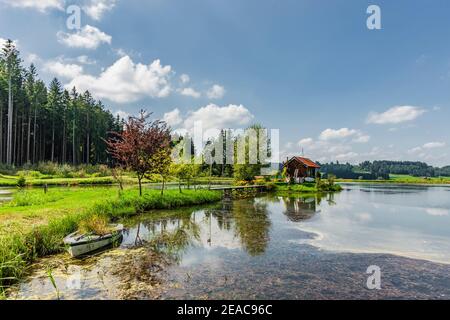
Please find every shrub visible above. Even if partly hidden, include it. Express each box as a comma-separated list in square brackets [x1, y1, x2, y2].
[58, 164, 75, 178]
[17, 176, 26, 189]
[36, 162, 60, 175]
[16, 170, 42, 179]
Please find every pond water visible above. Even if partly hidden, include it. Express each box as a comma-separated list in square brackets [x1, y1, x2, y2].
[0, 188, 14, 203]
[8, 184, 450, 300]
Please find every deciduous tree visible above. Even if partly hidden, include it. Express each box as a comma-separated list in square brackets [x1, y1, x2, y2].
[107, 110, 171, 196]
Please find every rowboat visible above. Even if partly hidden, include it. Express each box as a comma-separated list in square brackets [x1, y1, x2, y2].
[63, 224, 124, 258]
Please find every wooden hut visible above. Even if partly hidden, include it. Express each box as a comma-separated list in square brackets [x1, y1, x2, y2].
[283, 156, 321, 183]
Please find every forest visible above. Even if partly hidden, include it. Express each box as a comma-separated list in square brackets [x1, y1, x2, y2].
[320, 161, 450, 179]
[0, 40, 123, 168]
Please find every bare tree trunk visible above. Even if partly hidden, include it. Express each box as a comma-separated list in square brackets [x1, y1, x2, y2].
[86, 111, 90, 164]
[33, 106, 37, 163]
[6, 74, 13, 165]
[42, 127, 45, 162]
[27, 103, 32, 164]
[72, 117, 76, 165]
[13, 106, 18, 166]
[20, 115, 24, 166]
[62, 111, 66, 163]
[51, 118, 55, 162]
[161, 176, 165, 196]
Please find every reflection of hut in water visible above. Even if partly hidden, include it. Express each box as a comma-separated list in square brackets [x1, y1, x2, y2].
[282, 196, 321, 222]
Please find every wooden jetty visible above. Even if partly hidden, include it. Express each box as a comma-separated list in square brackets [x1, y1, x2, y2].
[209, 185, 268, 199]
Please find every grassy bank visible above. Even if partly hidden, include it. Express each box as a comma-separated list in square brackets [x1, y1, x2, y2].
[274, 182, 343, 194]
[0, 187, 221, 295]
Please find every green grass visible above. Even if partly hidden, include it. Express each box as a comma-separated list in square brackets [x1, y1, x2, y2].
[337, 174, 450, 184]
[275, 183, 318, 193]
[0, 187, 221, 294]
[0, 175, 129, 187]
[8, 189, 67, 207]
[274, 182, 343, 193]
[0, 173, 235, 187]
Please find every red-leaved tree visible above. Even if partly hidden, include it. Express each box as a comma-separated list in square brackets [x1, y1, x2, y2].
[107, 110, 171, 196]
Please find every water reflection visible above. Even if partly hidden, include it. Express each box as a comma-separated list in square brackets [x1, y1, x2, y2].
[296, 184, 450, 264]
[119, 199, 272, 257]
[280, 195, 321, 222]
[230, 199, 271, 256]
[9, 184, 450, 300]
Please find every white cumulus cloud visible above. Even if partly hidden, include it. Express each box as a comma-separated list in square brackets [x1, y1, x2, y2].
[184, 104, 253, 131]
[177, 87, 201, 98]
[180, 74, 190, 84]
[114, 110, 130, 120]
[426, 208, 449, 217]
[163, 108, 183, 127]
[166, 104, 254, 132]
[83, 0, 116, 21]
[423, 142, 446, 149]
[367, 106, 426, 125]
[66, 55, 172, 103]
[206, 84, 225, 99]
[319, 128, 358, 141]
[408, 142, 446, 154]
[298, 138, 314, 148]
[1, 0, 63, 12]
[57, 25, 112, 50]
[319, 128, 369, 143]
[44, 61, 83, 79]
[353, 135, 371, 143]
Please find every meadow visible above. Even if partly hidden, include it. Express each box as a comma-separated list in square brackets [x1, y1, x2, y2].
[336, 174, 450, 184]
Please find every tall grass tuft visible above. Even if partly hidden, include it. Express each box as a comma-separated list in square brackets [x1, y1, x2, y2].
[9, 189, 67, 207]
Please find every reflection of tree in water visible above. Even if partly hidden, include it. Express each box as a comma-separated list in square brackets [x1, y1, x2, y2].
[204, 201, 234, 233]
[231, 199, 271, 257]
[326, 192, 336, 206]
[281, 195, 323, 222]
[134, 215, 201, 262]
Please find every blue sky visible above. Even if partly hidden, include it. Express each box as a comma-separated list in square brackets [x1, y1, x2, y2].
[1, 0, 449, 166]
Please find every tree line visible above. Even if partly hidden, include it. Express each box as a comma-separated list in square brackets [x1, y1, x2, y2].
[0, 39, 122, 167]
[320, 160, 450, 179]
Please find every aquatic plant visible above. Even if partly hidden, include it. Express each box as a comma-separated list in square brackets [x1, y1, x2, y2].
[46, 266, 60, 300]
[78, 215, 111, 236]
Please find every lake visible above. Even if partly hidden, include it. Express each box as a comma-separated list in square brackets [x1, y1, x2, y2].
[8, 184, 450, 300]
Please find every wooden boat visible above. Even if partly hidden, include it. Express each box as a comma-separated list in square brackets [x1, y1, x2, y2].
[63, 224, 124, 258]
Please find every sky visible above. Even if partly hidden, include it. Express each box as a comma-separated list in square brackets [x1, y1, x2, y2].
[0, 0, 449, 166]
